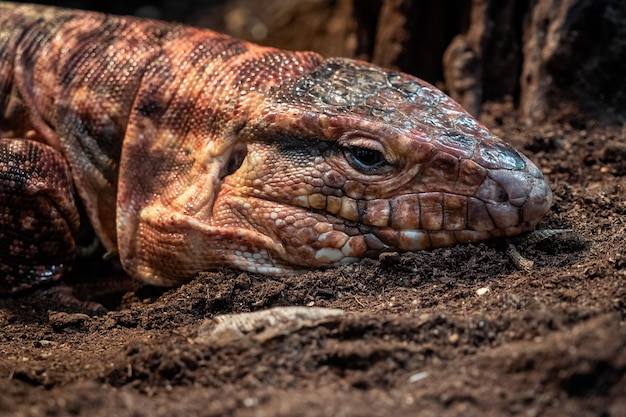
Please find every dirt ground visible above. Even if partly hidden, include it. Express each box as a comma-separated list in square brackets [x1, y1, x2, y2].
[1, 2, 626, 416]
[1, 101, 625, 415]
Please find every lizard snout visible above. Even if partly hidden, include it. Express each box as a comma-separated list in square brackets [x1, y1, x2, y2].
[475, 157, 552, 233]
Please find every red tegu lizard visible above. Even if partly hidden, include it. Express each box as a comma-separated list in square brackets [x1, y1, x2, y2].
[0, 2, 552, 294]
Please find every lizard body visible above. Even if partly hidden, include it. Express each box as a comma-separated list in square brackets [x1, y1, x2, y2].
[0, 2, 552, 293]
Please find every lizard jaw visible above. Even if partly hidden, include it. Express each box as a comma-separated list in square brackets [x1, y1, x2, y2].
[211, 163, 552, 273]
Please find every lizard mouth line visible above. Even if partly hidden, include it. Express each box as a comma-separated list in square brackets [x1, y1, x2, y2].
[233, 191, 541, 259]
[243, 186, 541, 229]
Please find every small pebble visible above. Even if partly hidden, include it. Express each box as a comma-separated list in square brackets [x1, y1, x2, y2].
[48, 312, 91, 332]
[476, 287, 490, 296]
[409, 371, 429, 383]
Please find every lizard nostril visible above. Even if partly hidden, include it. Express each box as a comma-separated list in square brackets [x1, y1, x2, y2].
[477, 176, 511, 203]
[496, 186, 509, 203]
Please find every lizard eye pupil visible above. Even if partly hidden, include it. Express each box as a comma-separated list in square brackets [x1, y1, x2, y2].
[346, 146, 387, 171]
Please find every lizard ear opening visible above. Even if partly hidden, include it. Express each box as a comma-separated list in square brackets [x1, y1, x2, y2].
[220, 144, 247, 179]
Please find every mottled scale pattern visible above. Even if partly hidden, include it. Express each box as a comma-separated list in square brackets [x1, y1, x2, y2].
[0, 2, 552, 292]
[0, 140, 79, 292]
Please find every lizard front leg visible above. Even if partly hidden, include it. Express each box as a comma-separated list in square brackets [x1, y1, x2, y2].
[0, 139, 80, 293]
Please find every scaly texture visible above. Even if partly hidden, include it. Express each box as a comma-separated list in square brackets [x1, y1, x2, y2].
[0, 2, 552, 291]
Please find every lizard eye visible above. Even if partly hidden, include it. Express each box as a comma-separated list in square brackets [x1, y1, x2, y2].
[344, 145, 389, 172]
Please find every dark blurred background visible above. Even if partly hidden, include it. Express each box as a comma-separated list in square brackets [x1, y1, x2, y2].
[11, 0, 470, 89]
[10, 0, 626, 121]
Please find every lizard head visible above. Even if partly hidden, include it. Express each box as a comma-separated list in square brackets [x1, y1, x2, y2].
[211, 58, 553, 274]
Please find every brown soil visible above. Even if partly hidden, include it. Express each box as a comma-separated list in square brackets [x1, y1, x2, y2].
[1, 103, 625, 416]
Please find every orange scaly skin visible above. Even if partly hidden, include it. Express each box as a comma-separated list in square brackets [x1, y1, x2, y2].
[0, 2, 552, 292]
